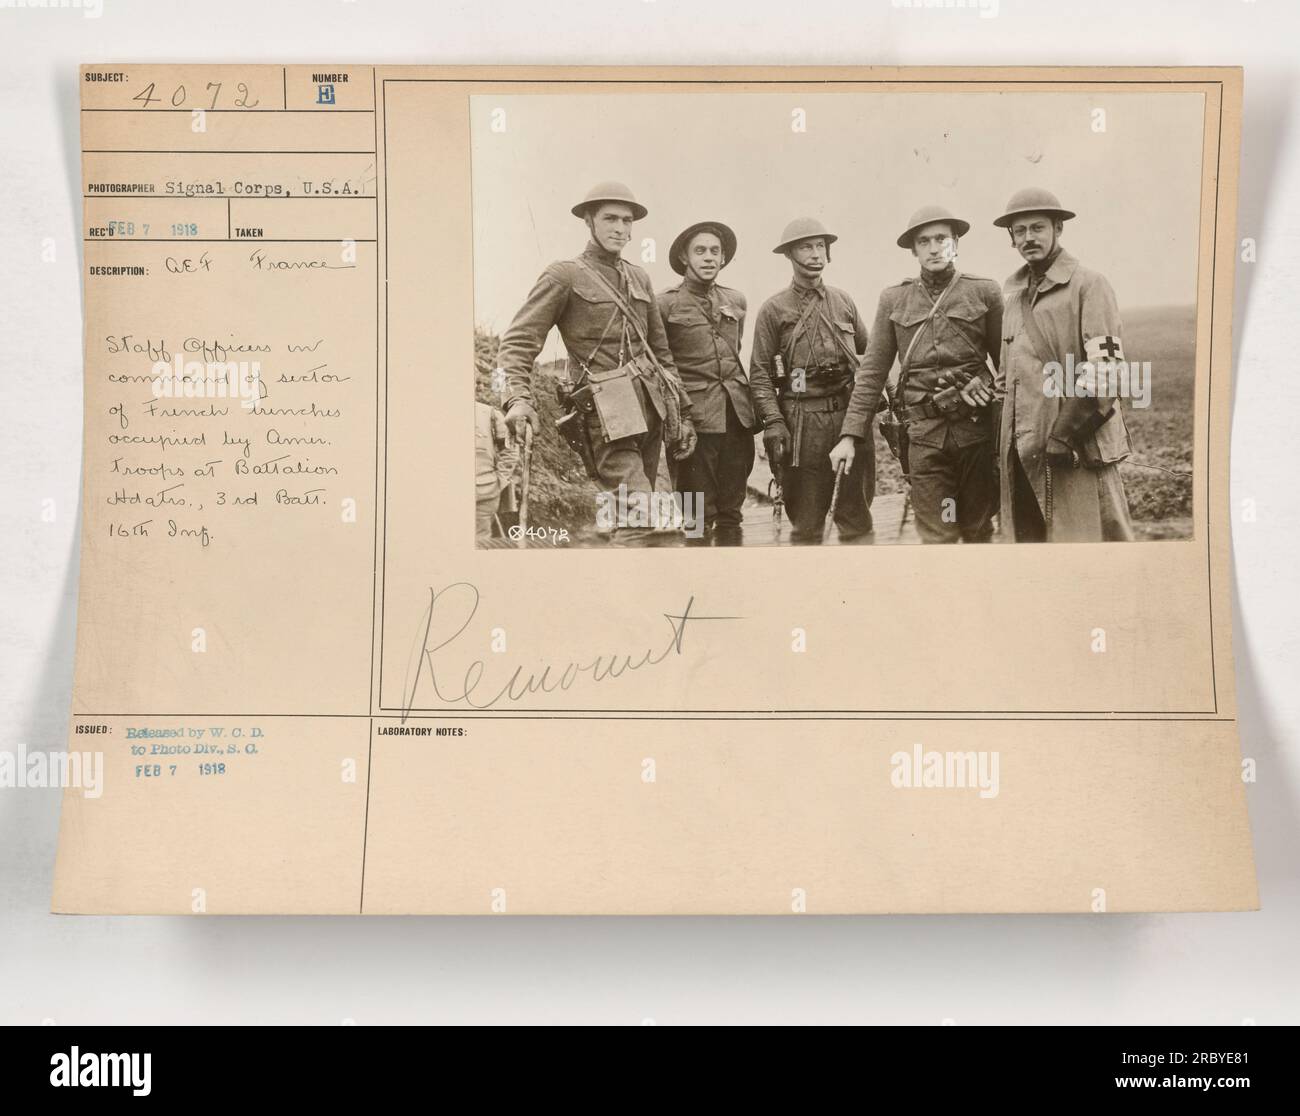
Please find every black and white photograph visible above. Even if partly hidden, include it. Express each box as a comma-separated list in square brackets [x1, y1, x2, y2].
[472, 91, 1201, 547]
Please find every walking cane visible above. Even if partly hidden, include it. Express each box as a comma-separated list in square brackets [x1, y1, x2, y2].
[516, 424, 534, 549]
[823, 458, 847, 543]
[897, 490, 911, 542]
[1043, 460, 1053, 539]
[769, 462, 785, 524]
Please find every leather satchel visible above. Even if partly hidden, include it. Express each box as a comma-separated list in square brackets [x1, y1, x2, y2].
[584, 363, 648, 443]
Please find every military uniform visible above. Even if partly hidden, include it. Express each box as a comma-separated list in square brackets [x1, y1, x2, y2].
[997, 247, 1134, 541]
[842, 270, 1003, 543]
[991, 187, 1134, 543]
[474, 401, 518, 542]
[749, 276, 873, 543]
[658, 226, 756, 543]
[497, 242, 692, 531]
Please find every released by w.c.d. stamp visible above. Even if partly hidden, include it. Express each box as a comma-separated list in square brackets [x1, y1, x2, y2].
[52, 66, 1255, 914]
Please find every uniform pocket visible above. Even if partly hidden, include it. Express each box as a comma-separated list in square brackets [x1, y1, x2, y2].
[568, 273, 621, 350]
[570, 269, 617, 308]
[665, 299, 703, 327]
[889, 304, 930, 329]
[943, 291, 987, 325]
[717, 304, 743, 343]
[1084, 405, 1132, 466]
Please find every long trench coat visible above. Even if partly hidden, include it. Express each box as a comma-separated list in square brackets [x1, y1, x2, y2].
[996, 248, 1134, 542]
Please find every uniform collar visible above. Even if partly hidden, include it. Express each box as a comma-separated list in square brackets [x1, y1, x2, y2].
[582, 240, 625, 268]
[682, 273, 715, 297]
[919, 262, 956, 295]
[1008, 246, 1078, 295]
[790, 272, 825, 297]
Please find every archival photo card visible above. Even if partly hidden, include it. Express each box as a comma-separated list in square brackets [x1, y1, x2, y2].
[54, 66, 1252, 915]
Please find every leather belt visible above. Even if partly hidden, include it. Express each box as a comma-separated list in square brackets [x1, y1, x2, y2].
[902, 398, 985, 424]
[902, 400, 945, 422]
[779, 391, 847, 413]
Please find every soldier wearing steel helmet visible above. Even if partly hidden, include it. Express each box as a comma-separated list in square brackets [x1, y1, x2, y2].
[831, 204, 1003, 543]
[497, 181, 697, 543]
[657, 220, 755, 545]
[992, 187, 1134, 542]
[748, 217, 874, 544]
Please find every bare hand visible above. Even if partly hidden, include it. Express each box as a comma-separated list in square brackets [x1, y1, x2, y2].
[960, 377, 993, 407]
[673, 418, 698, 461]
[828, 436, 856, 473]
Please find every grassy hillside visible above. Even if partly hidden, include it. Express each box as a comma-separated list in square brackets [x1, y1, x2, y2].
[474, 330, 600, 533]
[1114, 304, 1196, 528]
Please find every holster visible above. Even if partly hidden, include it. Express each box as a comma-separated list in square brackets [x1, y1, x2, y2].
[555, 379, 599, 480]
[881, 383, 910, 477]
[880, 412, 910, 477]
[555, 409, 599, 480]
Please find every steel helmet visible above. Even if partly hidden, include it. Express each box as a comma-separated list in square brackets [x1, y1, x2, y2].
[772, 217, 838, 254]
[571, 181, 648, 221]
[669, 220, 738, 276]
[992, 187, 1076, 228]
[896, 204, 971, 249]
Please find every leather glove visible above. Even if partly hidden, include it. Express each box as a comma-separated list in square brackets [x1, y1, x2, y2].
[1045, 435, 1080, 471]
[673, 417, 698, 461]
[505, 400, 539, 442]
[763, 420, 791, 466]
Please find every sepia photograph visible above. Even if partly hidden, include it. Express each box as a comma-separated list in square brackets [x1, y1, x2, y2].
[471, 90, 1203, 547]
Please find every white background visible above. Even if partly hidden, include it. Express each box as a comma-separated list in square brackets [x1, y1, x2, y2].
[1, 0, 1296, 1025]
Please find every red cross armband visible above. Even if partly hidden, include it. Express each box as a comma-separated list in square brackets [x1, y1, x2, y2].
[1084, 334, 1124, 363]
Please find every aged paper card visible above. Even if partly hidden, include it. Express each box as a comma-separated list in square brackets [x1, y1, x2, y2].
[52, 66, 1255, 913]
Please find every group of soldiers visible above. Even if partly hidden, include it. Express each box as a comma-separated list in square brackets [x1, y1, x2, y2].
[490, 180, 1135, 546]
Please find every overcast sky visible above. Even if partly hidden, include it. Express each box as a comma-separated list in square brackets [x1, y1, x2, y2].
[471, 89, 1205, 358]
